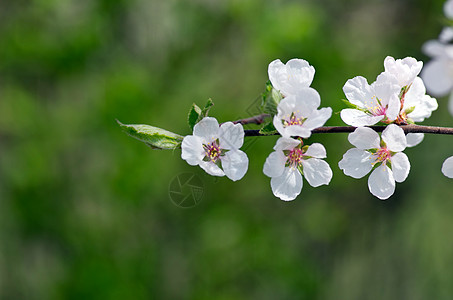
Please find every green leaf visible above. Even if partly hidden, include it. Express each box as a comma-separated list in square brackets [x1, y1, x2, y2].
[341, 99, 360, 110]
[404, 106, 416, 115]
[261, 85, 282, 115]
[187, 98, 214, 130]
[117, 120, 183, 150]
[188, 103, 202, 130]
[399, 86, 409, 98]
[202, 98, 214, 115]
[259, 120, 278, 135]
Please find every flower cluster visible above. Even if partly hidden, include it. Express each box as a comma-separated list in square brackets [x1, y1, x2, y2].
[181, 58, 333, 201]
[338, 56, 442, 198]
[269, 59, 332, 139]
[179, 53, 449, 202]
[265, 59, 333, 200]
[421, 0, 453, 117]
[420, 0, 453, 176]
[341, 56, 437, 128]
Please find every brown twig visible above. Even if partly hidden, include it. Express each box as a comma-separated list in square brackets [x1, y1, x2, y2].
[231, 113, 270, 125]
[244, 124, 453, 137]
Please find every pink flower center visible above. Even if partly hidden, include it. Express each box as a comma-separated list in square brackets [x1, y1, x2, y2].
[283, 114, 304, 127]
[370, 105, 387, 116]
[374, 147, 391, 165]
[203, 141, 221, 163]
[287, 148, 304, 168]
[367, 96, 387, 117]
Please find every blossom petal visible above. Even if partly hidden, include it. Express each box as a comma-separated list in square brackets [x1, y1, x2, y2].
[302, 107, 332, 131]
[273, 137, 301, 151]
[284, 125, 312, 138]
[441, 156, 453, 178]
[423, 40, 447, 57]
[445, 0, 453, 19]
[181, 135, 204, 165]
[199, 161, 225, 177]
[338, 148, 374, 179]
[343, 76, 374, 108]
[270, 167, 303, 201]
[301, 158, 333, 187]
[193, 117, 219, 143]
[286, 58, 315, 87]
[385, 94, 401, 122]
[421, 59, 453, 96]
[263, 151, 287, 178]
[372, 72, 400, 121]
[408, 94, 438, 122]
[382, 124, 406, 152]
[384, 56, 422, 87]
[340, 109, 383, 127]
[403, 77, 426, 112]
[268, 59, 286, 92]
[221, 150, 248, 181]
[440, 27, 453, 43]
[268, 58, 315, 96]
[368, 164, 395, 200]
[219, 122, 244, 150]
[276, 95, 297, 117]
[374, 72, 400, 102]
[348, 126, 380, 150]
[391, 152, 410, 183]
[304, 143, 327, 158]
[273, 115, 286, 137]
[406, 133, 424, 147]
[404, 77, 438, 122]
[293, 87, 321, 112]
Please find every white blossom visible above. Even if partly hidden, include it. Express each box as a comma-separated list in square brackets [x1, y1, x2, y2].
[181, 117, 248, 181]
[383, 56, 423, 88]
[406, 133, 424, 147]
[273, 88, 332, 138]
[421, 40, 453, 116]
[439, 27, 453, 43]
[338, 125, 410, 200]
[442, 156, 453, 178]
[268, 58, 315, 96]
[383, 56, 438, 123]
[340, 72, 401, 126]
[419, 0, 453, 116]
[400, 77, 438, 123]
[263, 137, 332, 201]
[445, 0, 453, 19]
[342, 56, 438, 126]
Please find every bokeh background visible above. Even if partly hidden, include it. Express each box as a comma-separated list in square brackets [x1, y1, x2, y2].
[1, 0, 452, 299]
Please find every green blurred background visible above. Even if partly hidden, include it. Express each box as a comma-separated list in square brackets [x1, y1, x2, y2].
[1, 0, 452, 299]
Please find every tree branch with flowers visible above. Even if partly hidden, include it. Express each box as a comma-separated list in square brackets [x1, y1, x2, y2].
[119, 2, 453, 201]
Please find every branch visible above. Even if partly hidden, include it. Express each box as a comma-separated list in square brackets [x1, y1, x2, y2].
[231, 113, 270, 125]
[244, 124, 453, 137]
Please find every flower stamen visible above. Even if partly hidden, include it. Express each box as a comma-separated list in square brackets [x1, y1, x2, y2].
[366, 96, 387, 117]
[286, 148, 304, 169]
[203, 141, 221, 163]
[283, 112, 305, 127]
[372, 147, 391, 166]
